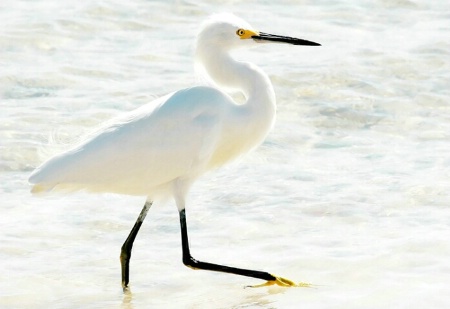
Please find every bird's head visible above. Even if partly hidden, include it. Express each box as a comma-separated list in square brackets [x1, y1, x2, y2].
[196, 13, 320, 54]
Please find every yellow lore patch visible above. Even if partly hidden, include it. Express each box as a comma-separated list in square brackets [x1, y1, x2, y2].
[236, 28, 259, 39]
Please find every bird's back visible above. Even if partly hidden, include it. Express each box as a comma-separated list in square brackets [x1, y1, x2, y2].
[29, 86, 235, 196]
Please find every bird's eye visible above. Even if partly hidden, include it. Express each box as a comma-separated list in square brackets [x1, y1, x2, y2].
[236, 29, 245, 36]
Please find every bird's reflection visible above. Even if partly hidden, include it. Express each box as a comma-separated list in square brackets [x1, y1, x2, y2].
[121, 287, 134, 309]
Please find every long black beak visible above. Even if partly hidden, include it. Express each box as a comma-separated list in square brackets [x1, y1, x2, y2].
[252, 32, 321, 46]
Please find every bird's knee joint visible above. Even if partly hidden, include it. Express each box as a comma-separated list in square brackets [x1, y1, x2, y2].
[183, 257, 198, 270]
[120, 250, 130, 262]
[182, 257, 191, 266]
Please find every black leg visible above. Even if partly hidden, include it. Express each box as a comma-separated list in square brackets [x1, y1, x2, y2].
[120, 201, 152, 290]
[179, 208, 279, 282]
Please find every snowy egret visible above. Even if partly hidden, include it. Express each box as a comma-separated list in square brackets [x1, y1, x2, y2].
[29, 13, 320, 289]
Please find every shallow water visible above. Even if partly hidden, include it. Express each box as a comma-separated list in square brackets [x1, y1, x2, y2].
[1, 0, 450, 308]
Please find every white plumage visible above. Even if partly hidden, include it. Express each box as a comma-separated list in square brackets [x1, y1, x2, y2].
[29, 14, 276, 209]
[28, 13, 319, 288]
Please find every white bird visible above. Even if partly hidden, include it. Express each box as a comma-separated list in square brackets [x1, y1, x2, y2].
[29, 13, 320, 289]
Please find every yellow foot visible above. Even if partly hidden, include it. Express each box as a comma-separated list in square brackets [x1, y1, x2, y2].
[248, 275, 312, 288]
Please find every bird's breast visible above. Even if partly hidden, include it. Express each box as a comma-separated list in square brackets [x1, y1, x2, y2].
[207, 113, 273, 169]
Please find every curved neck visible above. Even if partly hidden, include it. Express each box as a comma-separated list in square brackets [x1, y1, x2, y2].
[196, 47, 278, 167]
[198, 50, 276, 111]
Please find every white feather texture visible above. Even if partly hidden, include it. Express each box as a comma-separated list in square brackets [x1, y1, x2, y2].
[29, 13, 276, 210]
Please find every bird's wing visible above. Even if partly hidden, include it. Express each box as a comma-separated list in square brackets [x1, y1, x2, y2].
[29, 86, 233, 195]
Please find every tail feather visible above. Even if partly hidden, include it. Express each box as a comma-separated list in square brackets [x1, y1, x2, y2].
[28, 164, 59, 194]
[30, 183, 55, 194]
